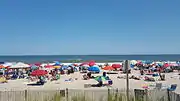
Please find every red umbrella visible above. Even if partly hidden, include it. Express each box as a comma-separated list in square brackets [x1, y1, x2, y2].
[89, 60, 95, 66]
[80, 62, 89, 66]
[34, 63, 41, 67]
[163, 63, 169, 68]
[112, 64, 121, 69]
[45, 64, 53, 68]
[31, 70, 48, 76]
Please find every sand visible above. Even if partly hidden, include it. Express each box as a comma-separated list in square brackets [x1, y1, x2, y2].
[1, 70, 180, 94]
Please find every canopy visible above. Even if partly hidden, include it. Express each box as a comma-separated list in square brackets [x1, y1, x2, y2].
[103, 66, 114, 71]
[10, 62, 30, 69]
[88, 66, 100, 72]
[31, 70, 48, 76]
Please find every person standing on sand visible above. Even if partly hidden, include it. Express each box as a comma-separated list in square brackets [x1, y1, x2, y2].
[140, 69, 144, 75]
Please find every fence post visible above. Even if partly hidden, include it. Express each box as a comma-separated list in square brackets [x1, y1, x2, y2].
[145, 89, 148, 101]
[167, 90, 170, 101]
[108, 88, 110, 101]
[66, 88, 69, 101]
[25, 89, 27, 101]
[115, 88, 118, 101]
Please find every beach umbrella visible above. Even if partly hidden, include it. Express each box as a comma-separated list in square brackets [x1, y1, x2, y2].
[89, 60, 96, 66]
[54, 65, 61, 69]
[53, 61, 61, 65]
[112, 64, 121, 69]
[80, 62, 89, 66]
[0, 65, 5, 69]
[45, 64, 53, 68]
[103, 66, 114, 71]
[163, 63, 170, 68]
[31, 65, 38, 70]
[10, 62, 30, 69]
[60, 65, 68, 70]
[53, 63, 61, 68]
[73, 63, 78, 66]
[2, 62, 13, 67]
[130, 60, 137, 65]
[95, 76, 107, 82]
[145, 60, 153, 64]
[34, 63, 41, 67]
[88, 66, 100, 72]
[31, 70, 48, 76]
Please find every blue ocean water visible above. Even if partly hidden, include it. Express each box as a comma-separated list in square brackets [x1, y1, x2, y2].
[0, 55, 180, 63]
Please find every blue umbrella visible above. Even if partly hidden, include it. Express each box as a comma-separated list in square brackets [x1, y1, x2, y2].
[60, 66, 68, 70]
[145, 60, 153, 64]
[88, 66, 100, 72]
[54, 61, 61, 65]
[31, 65, 38, 70]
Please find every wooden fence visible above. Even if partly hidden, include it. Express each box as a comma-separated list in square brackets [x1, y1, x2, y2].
[0, 88, 179, 101]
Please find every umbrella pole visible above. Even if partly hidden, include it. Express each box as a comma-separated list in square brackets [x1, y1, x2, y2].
[125, 60, 130, 101]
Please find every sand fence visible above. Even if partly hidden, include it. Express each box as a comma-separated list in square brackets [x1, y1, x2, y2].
[0, 88, 179, 101]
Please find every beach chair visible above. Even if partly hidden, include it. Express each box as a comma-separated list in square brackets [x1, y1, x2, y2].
[167, 84, 177, 91]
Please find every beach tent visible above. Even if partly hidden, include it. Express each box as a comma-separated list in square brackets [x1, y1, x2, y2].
[88, 66, 100, 72]
[10, 62, 30, 69]
[103, 66, 114, 71]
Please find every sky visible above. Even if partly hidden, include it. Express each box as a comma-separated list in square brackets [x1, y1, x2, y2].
[0, 0, 180, 55]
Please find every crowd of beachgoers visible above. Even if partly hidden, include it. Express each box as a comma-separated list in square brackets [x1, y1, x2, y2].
[0, 60, 180, 92]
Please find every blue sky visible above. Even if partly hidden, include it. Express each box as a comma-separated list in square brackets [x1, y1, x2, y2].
[0, 0, 180, 55]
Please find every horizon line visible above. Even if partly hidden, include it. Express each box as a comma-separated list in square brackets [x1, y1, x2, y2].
[0, 54, 180, 56]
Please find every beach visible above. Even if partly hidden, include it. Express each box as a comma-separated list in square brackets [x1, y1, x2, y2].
[1, 69, 180, 94]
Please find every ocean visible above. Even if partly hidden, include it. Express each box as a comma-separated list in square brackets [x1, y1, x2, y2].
[0, 55, 180, 63]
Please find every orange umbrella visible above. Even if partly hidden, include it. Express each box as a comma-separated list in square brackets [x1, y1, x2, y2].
[0, 65, 5, 69]
[103, 66, 114, 71]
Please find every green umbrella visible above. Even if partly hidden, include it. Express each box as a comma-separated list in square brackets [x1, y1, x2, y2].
[95, 76, 107, 81]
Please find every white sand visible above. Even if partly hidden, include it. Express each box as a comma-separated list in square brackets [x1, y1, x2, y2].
[1, 70, 180, 94]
